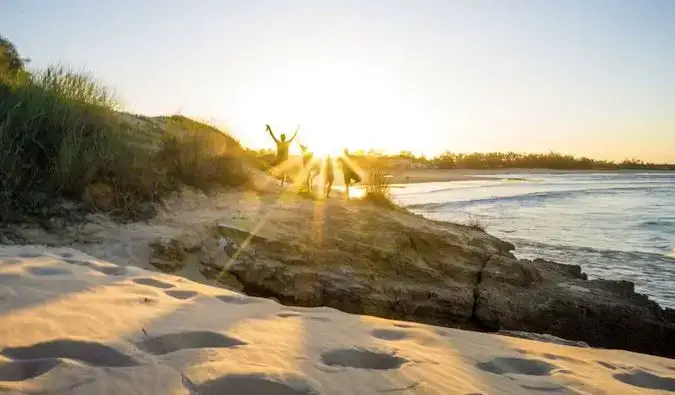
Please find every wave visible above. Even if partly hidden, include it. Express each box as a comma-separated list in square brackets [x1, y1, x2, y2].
[639, 219, 675, 228]
[510, 238, 674, 264]
[406, 178, 672, 196]
[405, 185, 670, 210]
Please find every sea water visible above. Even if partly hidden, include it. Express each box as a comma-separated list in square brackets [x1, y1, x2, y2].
[393, 172, 675, 309]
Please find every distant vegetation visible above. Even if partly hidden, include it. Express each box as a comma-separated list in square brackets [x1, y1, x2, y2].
[0, 35, 250, 223]
[427, 151, 675, 171]
[251, 149, 675, 171]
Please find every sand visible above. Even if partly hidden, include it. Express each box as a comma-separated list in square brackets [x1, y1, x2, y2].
[0, 246, 674, 394]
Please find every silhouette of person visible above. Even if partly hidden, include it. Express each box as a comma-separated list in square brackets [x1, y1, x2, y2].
[266, 124, 298, 187]
[299, 143, 318, 192]
[338, 148, 361, 199]
[324, 155, 335, 198]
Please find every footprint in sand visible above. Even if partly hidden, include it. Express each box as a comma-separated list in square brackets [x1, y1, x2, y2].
[276, 312, 332, 322]
[0, 273, 21, 282]
[306, 316, 332, 322]
[135, 331, 246, 355]
[216, 294, 261, 305]
[371, 329, 409, 341]
[90, 264, 127, 276]
[184, 372, 318, 395]
[321, 348, 408, 370]
[164, 289, 198, 300]
[0, 358, 62, 382]
[1, 339, 139, 367]
[277, 312, 303, 318]
[597, 361, 620, 370]
[0, 258, 22, 265]
[132, 277, 175, 289]
[520, 384, 567, 392]
[476, 357, 557, 376]
[62, 258, 92, 267]
[25, 266, 73, 276]
[17, 252, 44, 258]
[59, 252, 75, 258]
[393, 323, 415, 329]
[540, 353, 588, 365]
[613, 369, 675, 392]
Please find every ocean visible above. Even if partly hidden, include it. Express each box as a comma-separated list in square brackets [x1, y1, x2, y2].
[392, 172, 675, 309]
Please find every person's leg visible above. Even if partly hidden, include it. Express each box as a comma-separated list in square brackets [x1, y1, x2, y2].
[344, 173, 352, 199]
[326, 178, 333, 198]
[310, 171, 318, 192]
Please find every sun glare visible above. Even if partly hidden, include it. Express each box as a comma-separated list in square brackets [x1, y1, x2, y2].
[231, 57, 434, 155]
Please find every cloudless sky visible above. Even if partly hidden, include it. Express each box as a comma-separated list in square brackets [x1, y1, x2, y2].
[2, 0, 674, 161]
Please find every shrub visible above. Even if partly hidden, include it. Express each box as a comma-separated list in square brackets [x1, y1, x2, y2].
[361, 167, 398, 209]
[0, 65, 249, 223]
[0, 35, 29, 79]
[466, 214, 489, 231]
[364, 167, 391, 197]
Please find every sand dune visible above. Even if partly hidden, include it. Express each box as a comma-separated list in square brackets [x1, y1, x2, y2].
[0, 246, 673, 394]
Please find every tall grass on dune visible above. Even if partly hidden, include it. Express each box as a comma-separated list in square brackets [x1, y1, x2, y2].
[0, 66, 125, 219]
[157, 117, 250, 190]
[0, 65, 250, 222]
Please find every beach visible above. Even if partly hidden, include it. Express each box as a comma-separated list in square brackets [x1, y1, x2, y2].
[2, 3, 675, 393]
[1, 246, 674, 394]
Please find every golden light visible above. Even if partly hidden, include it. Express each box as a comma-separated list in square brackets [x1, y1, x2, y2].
[229, 57, 434, 155]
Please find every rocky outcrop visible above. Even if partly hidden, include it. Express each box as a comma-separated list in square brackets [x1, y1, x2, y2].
[474, 255, 675, 357]
[200, 202, 675, 358]
[9, 188, 671, 358]
[148, 236, 200, 273]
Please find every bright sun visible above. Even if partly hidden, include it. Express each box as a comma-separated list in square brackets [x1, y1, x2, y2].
[230, 57, 434, 156]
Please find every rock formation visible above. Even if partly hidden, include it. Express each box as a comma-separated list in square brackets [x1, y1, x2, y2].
[167, 200, 675, 358]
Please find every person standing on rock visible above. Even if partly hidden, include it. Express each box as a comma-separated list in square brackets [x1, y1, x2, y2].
[266, 124, 298, 187]
[338, 148, 362, 199]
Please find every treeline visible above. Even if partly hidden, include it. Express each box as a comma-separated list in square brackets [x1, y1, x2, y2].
[427, 151, 675, 170]
[250, 148, 674, 171]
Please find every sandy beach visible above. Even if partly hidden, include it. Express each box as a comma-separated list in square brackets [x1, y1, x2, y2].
[1, 246, 674, 394]
[383, 168, 561, 184]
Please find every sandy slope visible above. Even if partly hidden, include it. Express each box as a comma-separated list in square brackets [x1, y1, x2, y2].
[0, 247, 673, 394]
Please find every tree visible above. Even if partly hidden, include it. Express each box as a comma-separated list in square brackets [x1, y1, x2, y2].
[0, 35, 29, 78]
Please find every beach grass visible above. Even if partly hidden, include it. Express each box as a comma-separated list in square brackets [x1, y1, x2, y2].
[0, 65, 250, 222]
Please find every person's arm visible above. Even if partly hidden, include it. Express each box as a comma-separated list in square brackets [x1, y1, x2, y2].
[266, 124, 279, 143]
[288, 125, 300, 142]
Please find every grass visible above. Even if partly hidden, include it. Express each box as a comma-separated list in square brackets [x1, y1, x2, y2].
[361, 167, 399, 210]
[465, 214, 489, 231]
[0, 66, 250, 223]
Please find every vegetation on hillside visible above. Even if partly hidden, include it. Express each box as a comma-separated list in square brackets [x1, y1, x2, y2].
[0, 36, 250, 223]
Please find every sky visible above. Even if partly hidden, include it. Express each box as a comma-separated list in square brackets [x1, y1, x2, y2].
[2, 0, 675, 161]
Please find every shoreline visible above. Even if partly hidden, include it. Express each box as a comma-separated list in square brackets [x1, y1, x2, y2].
[383, 168, 675, 185]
